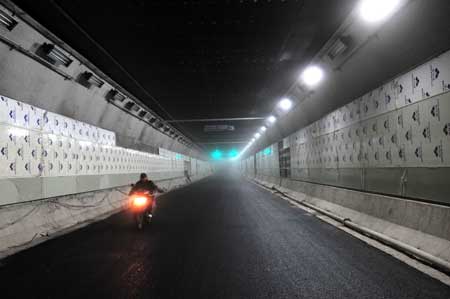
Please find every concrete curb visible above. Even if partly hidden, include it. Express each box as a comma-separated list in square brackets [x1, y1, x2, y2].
[250, 177, 450, 274]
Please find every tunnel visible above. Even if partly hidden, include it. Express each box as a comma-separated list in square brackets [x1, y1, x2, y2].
[0, 0, 450, 298]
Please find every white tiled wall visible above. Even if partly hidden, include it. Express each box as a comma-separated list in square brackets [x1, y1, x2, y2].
[288, 50, 450, 170]
[0, 95, 187, 178]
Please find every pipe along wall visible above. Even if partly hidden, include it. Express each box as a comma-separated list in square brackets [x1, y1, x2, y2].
[241, 49, 450, 271]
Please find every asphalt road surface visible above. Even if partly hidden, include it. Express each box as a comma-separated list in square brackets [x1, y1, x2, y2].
[1, 171, 450, 299]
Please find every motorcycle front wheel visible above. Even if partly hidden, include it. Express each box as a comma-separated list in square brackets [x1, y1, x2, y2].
[136, 213, 144, 230]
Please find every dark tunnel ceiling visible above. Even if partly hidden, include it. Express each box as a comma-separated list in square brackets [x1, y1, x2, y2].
[12, 0, 356, 150]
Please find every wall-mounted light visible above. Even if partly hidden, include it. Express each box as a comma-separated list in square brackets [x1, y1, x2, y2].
[40, 43, 73, 67]
[300, 65, 324, 87]
[359, 0, 401, 23]
[0, 9, 18, 31]
[278, 98, 293, 111]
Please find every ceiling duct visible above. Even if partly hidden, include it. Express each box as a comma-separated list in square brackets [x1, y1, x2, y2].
[0, 9, 17, 31]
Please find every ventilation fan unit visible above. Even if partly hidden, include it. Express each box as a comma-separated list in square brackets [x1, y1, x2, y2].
[81, 72, 104, 88]
[107, 89, 126, 102]
[326, 37, 348, 61]
[0, 9, 18, 31]
[138, 110, 147, 118]
[41, 43, 73, 67]
[124, 101, 135, 110]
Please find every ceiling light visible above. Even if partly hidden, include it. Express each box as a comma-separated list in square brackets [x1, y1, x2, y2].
[260, 126, 267, 132]
[278, 98, 293, 111]
[254, 132, 261, 139]
[359, 0, 401, 23]
[300, 65, 324, 87]
[267, 115, 277, 124]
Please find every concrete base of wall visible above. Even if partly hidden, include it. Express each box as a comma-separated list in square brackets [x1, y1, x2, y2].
[0, 173, 210, 259]
[250, 174, 450, 272]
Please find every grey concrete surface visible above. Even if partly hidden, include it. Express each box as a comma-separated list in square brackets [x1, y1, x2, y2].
[0, 171, 449, 299]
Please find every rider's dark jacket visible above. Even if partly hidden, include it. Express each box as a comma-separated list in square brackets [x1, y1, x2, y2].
[129, 180, 163, 195]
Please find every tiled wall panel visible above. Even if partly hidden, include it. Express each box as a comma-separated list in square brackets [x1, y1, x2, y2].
[286, 50, 450, 173]
[0, 96, 192, 178]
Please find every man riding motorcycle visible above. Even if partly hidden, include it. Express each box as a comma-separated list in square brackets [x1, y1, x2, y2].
[129, 173, 164, 228]
[130, 173, 164, 196]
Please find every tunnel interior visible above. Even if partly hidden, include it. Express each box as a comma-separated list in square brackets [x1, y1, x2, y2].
[0, 0, 450, 298]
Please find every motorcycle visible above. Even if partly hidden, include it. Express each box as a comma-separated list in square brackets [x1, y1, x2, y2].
[129, 189, 155, 230]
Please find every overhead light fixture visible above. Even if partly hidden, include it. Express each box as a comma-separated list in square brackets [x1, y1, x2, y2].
[0, 9, 18, 31]
[267, 115, 277, 124]
[254, 132, 261, 139]
[300, 65, 324, 87]
[260, 126, 267, 132]
[359, 0, 401, 23]
[41, 43, 73, 67]
[278, 98, 293, 111]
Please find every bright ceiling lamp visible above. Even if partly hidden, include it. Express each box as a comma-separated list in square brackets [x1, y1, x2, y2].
[254, 132, 261, 139]
[260, 126, 267, 133]
[300, 65, 324, 87]
[267, 115, 277, 124]
[278, 97, 293, 111]
[359, 0, 401, 23]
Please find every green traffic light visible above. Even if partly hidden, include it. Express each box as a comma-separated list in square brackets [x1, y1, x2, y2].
[228, 148, 238, 158]
[211, 149, 223, 160]
[263, 147, 272, 156]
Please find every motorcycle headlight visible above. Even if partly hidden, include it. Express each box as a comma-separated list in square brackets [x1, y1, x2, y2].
[133, 196, 148, 207]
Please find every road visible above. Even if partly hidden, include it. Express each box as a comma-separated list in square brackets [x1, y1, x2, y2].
[1, 171, 449, 299]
